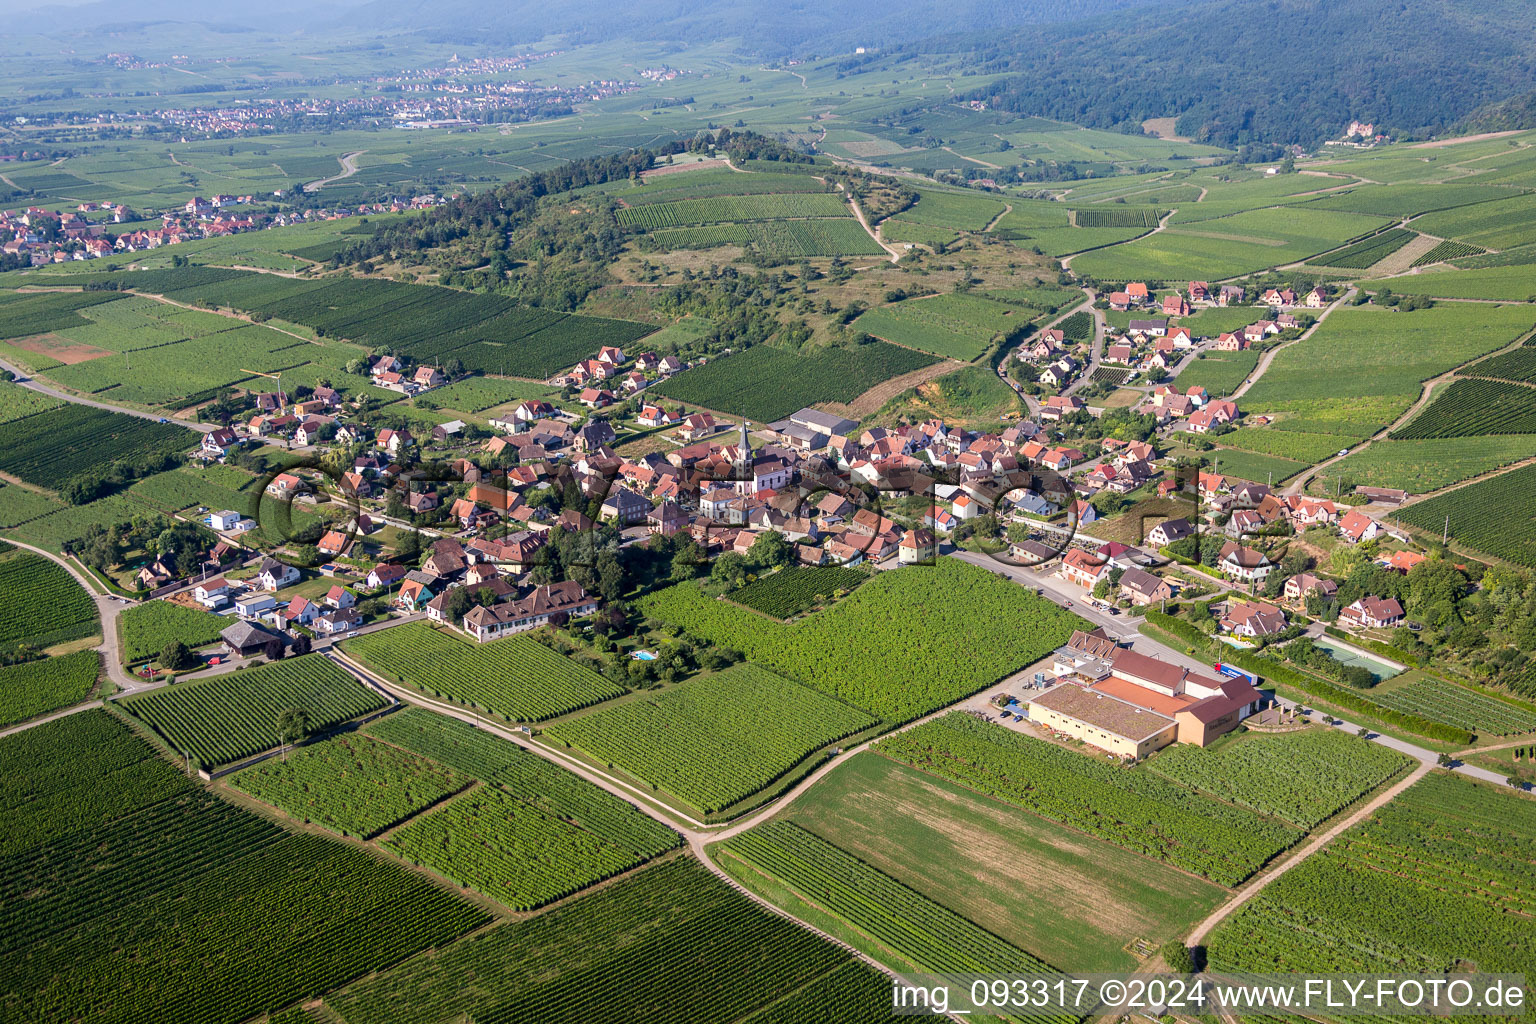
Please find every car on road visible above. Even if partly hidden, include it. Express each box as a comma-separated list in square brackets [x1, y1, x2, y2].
[346, 631, 360, 637]
[1337, 448, 1350, 457]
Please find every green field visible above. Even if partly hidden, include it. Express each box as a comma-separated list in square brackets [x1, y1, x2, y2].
[1175, 350, 1260, 396]
[0, 404, 195, 491]
[727, 565, 868, 618]
[0, 381, 62, 424]
[1370, 677, 1536, 736]
[1205, 447, 1310, 486]
[616, 191, 851, 228]
[546, 664, 877, 814]
[775, 751, 1227, 973]
[0, 550, 99, 649]
[117, 600, 231, 664]
[853, 293, 1026, 360]
[1314, 435, 1536, 494]
[0, 649, 98, 728]
[1215, 427, 1354, 463]
[1391, 378, 1536, 438]
[648, 219, 884, 256]
[639, 558, 1082, 722]
[422, 375, 557, 413]
[1410, 192, 1536, 250]
[1366, 263, 1536, 301]
[1146, 728, 1411, 828]
[1307, 227, 1416, 269]
[120, 654, 390, 768]
[1397, 462, 1536, 567]
[891, 188, 1007, 230]
[342, 624, 622, 723]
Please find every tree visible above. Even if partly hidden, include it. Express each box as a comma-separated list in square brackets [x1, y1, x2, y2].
[263, 637, 285, 662]
[160, 640, 197, 671]
[1161, 941, 1195, 974]
[277, 708, 311, 749]
[747, 530, 791, 572]
[442, 587, 473, 622]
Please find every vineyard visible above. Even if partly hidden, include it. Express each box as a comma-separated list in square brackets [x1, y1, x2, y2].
[1145, 729, 1411, 828]
[650, 341, 939, 422]
[727, 565, 868, 618]
[0, 551, 99, 649]
[367, 708, 679, 855]
[117, 600, 230, 663]
[616, 192, 852, 228]
[648, 219, 883, 257]
[327, 858, 869, 1024]
[342, 624, 622, 722]
[1369, 677, 1536, 735]
[854, 293, 1027, 360]
[1090, 366, 1134, 385]
[0, 405, 194, 491]
[1058, 311, 1093, 341]
[639, 559, 1081, 721]
[1073, 207, 1163, 228]
[120, 655, 390, 768]
[1413, 239, 1486, 266]
[1175, 350, 1261, 397]
[724, 821, 1073, 995]
[621, 169, 831, 204]
[875, 713, 1297, 885]
[1391, 378, 1536, 438]
[423, 376, 556, 412]
[231, 731, 470, 838]
[1315, 435, 1536, 494]
[0, 290, 123, 341]
[1208, 772, 1536, 977]
[0, 649, 98, 728]
[1466, 346, 1536, 384]
[545, 664, 877, 814]
[1398, 461, 1536, 567]
[1309, 228, 1415, 269]
[0, 381, 61, 424]
[1214, 427, 1353, 463]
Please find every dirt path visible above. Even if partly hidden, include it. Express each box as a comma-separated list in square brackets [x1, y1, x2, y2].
[982, 203, 1011, 233]
[305, 151, 365, 193]
[1185, 763, 1430, 946]
[1414, 131, 1524, 149]
[839, 183, 903, 263]
[819, 358, 966, 419]
[1060, 207, 1174, 271]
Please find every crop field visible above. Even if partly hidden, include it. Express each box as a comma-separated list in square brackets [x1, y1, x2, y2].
[546, 664, 876, 814]
[0, 290, 123, 341]
[1397, 462, 1536, 567]
[1414, 240, 1486, 266]
[1090, 366, 1134, 385]
[1451, 243, 1535, 268]
[232, 731, 469, 838]
[893, 188, 1007, 230]
[1411, 191, 1536, 250]
[118, 600, 232, 664]
[326, 857, 884, 1024]
[1147, 729, 1410, 828]
[1308, 228, 1416, 269]
[1208, 773, 1536, 978]
[0, 551, 99, 649]
[640, 558, 1081, 722]
[620, 168, 831, 204]
[1214, 427, 1352, 463]
[1391, 378, 1536, 438]
[650, 340, 938, 422]
[1300, 183, 1516, 218]
[616, 192, 851, 228]
[878, 218, 960, 249]
[1466, 346, 1536, 384]
[1370, 678, 1536, 735]
[1314, 435, 1536, 494]
[1366, 262, 1536, 301]
[423, 375, 556, 413]
[1175, 350, 1259, 396]
[1241, 305, 1536, 437]
[1058, 311, 1093, 341]
[343, 624, 621, 722]
[648, 219, 885, 256]
[0, 484, 60, 527]
[120, 655, 390, 768]
[0, 404, 194, 490]
[1072, 208, 1391, 281]
[723, 820, 1073, 995]
[1205, 447, 1309, 486]
[876, 713, 1298, 885]
[728, 565, 868, 618]
[1073, 207, 1164, 228]
[0, 649, 98, 728]
[0, 381, 61, 424]
[779, 752, 1227, 973]
[854, 293, 1025, 360]
[366, 707, 680, 856]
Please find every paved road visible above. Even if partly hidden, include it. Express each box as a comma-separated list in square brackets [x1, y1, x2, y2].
[0, 357, 217, 433]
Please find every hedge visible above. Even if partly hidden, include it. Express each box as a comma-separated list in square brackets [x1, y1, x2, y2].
[1322, 624, 1421, 667]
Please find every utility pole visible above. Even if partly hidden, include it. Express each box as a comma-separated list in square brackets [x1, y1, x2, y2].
[1443, 514, 1449, 546]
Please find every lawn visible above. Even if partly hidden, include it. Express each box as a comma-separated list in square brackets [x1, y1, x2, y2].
[783, 751, 1227, 973]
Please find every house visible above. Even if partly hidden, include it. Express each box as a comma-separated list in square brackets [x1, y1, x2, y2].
[1214, 332, 1247, 351]
[256, 557, 300, 591]
[1218, 541, 1272, 582]
[220, 620, 283, 658]
[597, 345, 625, 366]
[281, 596, 319, 627]
[1338, 509, 1382, 544]
[1189, 282, 1211, 302]
[204, 509, 242, 532]
[1173, 679, 1263, 746]
[579, 387, 615, 409]
[1284, 573, 1338, 604]
[316, 530, 352, 557]
[1126, 282, 1149, 301]
[1061, 548, 1108, 588]
[193, 579, 230, 609]
[1221, 600, 1287, 637]
[432, 421, 466, 442]
[1162, 294, 1190, 317]
[677, 412, 720, 441]
[202, 428, 239, 457]
[898, 528, 937, 565]
[377, 428, 414, 455]
[1263, 288, 1298, 307]
[1165, 325, 1194, 348]
[367, 564, 407, 590]
[1128, 318, 1168, 338]
[1386, 550, 1426, 573]
[1219, 284, 1246, 307]
[1119, 568, 1173, 606]
[323, 585, 357, 610]
[599, 486, 653, 526]
[1105, 343, 1134, 364]
[1342, 595, 1405, 630]
[1108, 291, 1132, 311]
[1242, 321, 1276, 343]
[637, 405, 682, 427]
[396, 578, 434, 610]
[647, 500, 689, 536]
[461, 581, 597, 641]
[413, 365, 445, 390]
[313, 606, 363, 635]
[266, 472, 304, 497]
[406, 491, 440, 516]
[235, 593, 277, 618]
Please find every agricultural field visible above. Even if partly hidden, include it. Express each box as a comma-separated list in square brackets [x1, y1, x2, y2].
[1215, 427, 1354, 463]
[1058, 311, 1093, 341]
[120, 655, 390, 768]
[1175, 349, 1260, 396]
[616, 192, 851, 228]
[0, 381, 61, 424]
[1073, 206, 1164, 228]
[1397, 462, 1536, 567]
[1370, 677, 1536, 736]
[0, 485, 61, 528]
[649, 219, 884, 256]
[1392, 378, 1536, 438]
[0, 550, 99, 649]
[0, 290, 123, 341]
[117, 600, 231, 664]
[231, 731, 470, 838]
[1300, 183, 1516, 218]
[1410, 191, 1536, 251]
[1204, 447, 1309, 486]
[545, 664, 877, 815]
[639, 558, 1082, 722]
[1467, 346, 1536, 383]
[853, 293, 1026, 360]
[1414, 240, 1486, 266]
[776, 752, 1227, 973]
[890, 188, 1007, 230]
[342, 624, 622, 723]
[878, 362, 1023, 426]
[1208, 773, 1536, 978]
[620, 167, 832, 204]
[650, 340, 938, 422]
[875, 713, 1298, 885]
[421, 375, 556, 413]
[1072, 207, 1392, 282]
[1308, 228, 1416, 269]
[325, 857, 889, 1024]
[1241, 304, 1536, 437]
[722, 820, 1074, 999]
[1146, 729, 1411, 828]
[727, 565, 868, 618]
[1365, 263, 1536, 301]
[0, 649, 98, 728]
[0, 404, 195, 491]
[1313, 435, 1536, 494]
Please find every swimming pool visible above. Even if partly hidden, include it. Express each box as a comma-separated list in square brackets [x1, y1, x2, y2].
[1312, 637, 1403, 681]
[631, 650, 657, 661]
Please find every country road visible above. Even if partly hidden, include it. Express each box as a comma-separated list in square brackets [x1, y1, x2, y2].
[305, 151, 364, 193]
[0, 356, 217, 433]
